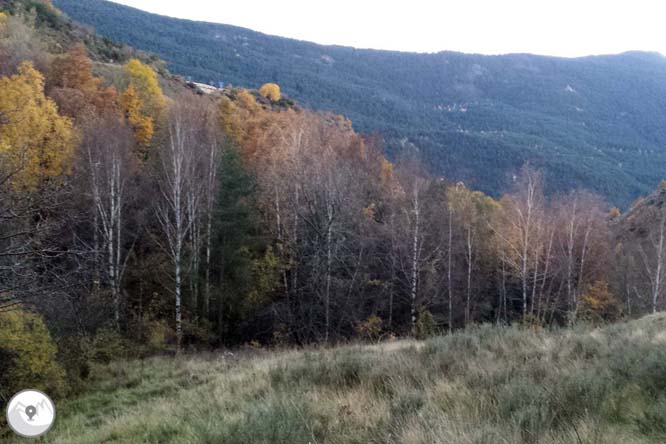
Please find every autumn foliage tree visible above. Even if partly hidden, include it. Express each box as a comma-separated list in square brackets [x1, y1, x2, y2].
[123, 59, 165, 115]
[49, 43, 98, 92]
[120, 59, 165, 153]
[259, 82, 281, 102]
[120, 84, 154, 150]
[0, 60, 77, 321]
[0, 61, 75, 190]
[48, 43, 118, 119]
[577, 280, 622, 324]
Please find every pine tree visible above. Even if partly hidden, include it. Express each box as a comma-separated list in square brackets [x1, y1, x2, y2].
[213, 144, 264, 342]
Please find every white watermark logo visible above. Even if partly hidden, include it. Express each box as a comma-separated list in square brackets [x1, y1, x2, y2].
[6, 389, 56, 438]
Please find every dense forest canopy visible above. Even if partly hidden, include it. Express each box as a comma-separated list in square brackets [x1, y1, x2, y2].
[1, 0, 666, 407]
[53, 0, 666, 207]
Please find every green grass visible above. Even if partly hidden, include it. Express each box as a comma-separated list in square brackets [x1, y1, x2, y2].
[7, 315, 666, 443]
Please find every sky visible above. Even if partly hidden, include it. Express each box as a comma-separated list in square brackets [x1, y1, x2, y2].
[110, 0, 666, 57]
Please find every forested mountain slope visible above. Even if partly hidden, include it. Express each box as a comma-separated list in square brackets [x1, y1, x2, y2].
[54, 0, 666, 206]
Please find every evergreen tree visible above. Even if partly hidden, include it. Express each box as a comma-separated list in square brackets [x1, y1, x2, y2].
[212, 144, 265, 343]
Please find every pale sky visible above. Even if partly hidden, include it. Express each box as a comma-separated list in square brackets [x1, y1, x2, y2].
[110, 0, 666, 57]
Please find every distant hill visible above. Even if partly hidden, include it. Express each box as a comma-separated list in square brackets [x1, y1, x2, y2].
[53, 0, 666, 206]
[0, 0, 162, 65]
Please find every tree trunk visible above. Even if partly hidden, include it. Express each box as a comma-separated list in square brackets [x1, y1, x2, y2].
[566, 198, 577, 314]
[324, 199, 333, 343]
[204, 213, 212, 321]
[447, 206, 453, 332]
[203, 141, 217, 322]
[654, 215, 665, 313]
[465, 225, 472, 325]
[388, 212, 396, 329]
[175, 249, 182, 351]
[174, 154, 184, 352]
[410, 181, 420, 335]
[537, 230, 554, 320]
[521, 184, 534, 317]
[574, 222, 592, 319]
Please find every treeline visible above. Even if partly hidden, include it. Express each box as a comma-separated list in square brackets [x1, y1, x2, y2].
[0, 8, 665, 400]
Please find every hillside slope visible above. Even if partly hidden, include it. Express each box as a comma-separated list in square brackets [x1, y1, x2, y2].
[53, 0, 666, 206]
[0, 0, 163, 65]
[14, 315, 666, 443]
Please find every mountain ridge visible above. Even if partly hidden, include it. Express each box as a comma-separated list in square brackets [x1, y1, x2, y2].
[53, 0, 666, 206]
[56, 1, 666, 60]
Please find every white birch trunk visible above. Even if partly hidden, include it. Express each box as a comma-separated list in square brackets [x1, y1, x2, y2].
[410, 180, 420, 334]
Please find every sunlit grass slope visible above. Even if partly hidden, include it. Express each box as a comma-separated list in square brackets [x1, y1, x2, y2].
[14, 315, 666, 443]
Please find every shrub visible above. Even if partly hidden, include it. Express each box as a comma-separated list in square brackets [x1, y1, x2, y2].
[56, 335, 93, 394]
[577, 281, 623, 324]
[0, 309, 66, 399]
[415, 309, 436, 340]
[272, 324, 290, 346]
[607, 207, 621, 220]
[356, 314, 382, 342]
[90, 327, 128, 363]
[182, 318, 212, 348]
[521, 312, 544, 330]
[146, 319, 172, 352]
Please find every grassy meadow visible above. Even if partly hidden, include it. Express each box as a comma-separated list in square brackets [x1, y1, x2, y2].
[7, 315, 666, 443]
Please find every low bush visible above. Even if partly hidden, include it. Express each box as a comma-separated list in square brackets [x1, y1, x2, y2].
[90, 327, 129, 364]
[415, 309, 436, 339]
[0, 309, 66, 400]
[356, 314, 383, 342]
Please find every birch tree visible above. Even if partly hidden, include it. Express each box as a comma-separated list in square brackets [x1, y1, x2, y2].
[551, 191, 610, 322]
[448, 183, 498, 324]
[202, 131, 219, 321]
[83, 117, 133, 327]
[638, 209, 666, 313]
[156, 105, 200, 350]
[185, 105, 218, 320]
[392, 153, 437, 335]
[496, 166, 544, 318]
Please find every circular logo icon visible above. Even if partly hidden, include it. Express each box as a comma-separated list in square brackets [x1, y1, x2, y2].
[6, 389, 56, 438]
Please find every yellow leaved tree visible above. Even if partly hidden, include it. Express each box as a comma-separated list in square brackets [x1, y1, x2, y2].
[217, 88, 264, 153]
[577, 280, 623, 324]
[259, 82, 281, 102]
[120, 59, 165, 152]
[0, 61, 75, 190]
[123, 59, 165, 115]
[120, 84, 154, 149]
